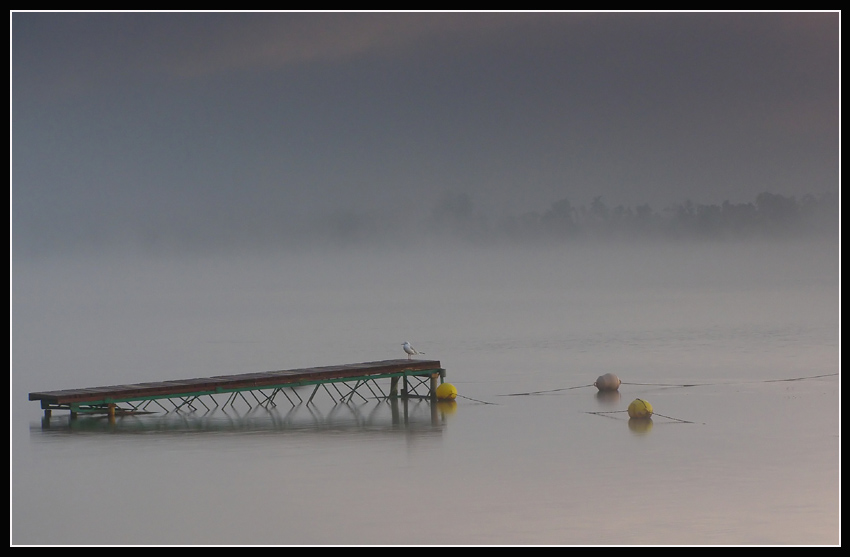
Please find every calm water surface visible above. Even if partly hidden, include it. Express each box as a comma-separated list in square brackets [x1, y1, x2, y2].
[12, 240, 840, 545]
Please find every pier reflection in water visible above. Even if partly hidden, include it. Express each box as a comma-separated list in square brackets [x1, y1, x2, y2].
[33, 395, 453, 437]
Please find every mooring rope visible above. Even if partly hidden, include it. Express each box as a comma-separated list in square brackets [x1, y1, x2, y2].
[497, 384, 595, 397]
[498, 372, 837, 398]
[455, 394, 498, 405]
[652, 412, 698, 424]
[761, 373, 837, 383]
[621, 382, 707, 388]
[584, 409, 701, 424]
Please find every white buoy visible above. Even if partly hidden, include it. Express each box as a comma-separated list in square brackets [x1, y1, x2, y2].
[594, 373, 622, 392]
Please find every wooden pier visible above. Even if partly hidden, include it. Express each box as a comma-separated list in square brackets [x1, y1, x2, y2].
[29, 359, 445, 418]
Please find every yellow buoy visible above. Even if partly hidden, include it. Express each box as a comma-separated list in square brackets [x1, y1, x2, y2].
[594, 373, 622, 392]
[435, 382, 458, 401]
[627, 398, 653, 419]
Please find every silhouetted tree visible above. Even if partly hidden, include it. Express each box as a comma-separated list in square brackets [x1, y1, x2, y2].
[720, 200, 758, 237]
[696, 203, 723, 237]
[755, 192, 800, 234]
[590, 196, 609, 222]
[429, 191, 491, 243]
[541, 198, 578, 237]
[633, 203, 660, 236]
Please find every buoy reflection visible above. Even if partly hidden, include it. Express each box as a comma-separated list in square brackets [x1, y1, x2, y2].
[437, 400, 457, 417]
[595, 390, 621, 404]
[628, 417, 653, 434]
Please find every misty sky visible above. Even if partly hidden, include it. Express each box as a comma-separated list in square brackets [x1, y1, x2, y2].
[11, 11, 840, 253]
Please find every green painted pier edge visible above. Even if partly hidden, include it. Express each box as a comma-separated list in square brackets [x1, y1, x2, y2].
[29, 359, 446, 419]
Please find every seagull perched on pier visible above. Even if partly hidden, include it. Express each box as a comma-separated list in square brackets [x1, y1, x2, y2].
[402, 341, 424, 359]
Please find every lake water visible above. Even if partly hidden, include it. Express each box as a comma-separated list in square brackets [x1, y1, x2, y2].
[11, 238, 840, 545]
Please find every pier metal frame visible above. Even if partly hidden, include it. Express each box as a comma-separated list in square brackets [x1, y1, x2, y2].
[30, 361, 446, 419]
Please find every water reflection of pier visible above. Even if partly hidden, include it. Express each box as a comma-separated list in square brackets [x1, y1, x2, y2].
[33, 395, 456, 436]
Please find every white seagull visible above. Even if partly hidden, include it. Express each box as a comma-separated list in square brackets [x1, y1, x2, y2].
[402, 341, 424, 360]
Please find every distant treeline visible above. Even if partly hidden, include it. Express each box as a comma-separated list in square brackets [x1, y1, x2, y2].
[12, 190, 840, 258]
[426, 190, 839, 245]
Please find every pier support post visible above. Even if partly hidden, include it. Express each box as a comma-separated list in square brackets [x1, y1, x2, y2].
[389, 376, 399, 398]
[390, 396, 400, 425]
